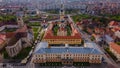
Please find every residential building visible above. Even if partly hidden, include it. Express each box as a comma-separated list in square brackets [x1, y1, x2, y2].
[43, 23, 81, 45]
[108, 21, 119, 28]
[109, 42, 120, 61]
[5, 25, 34, 57]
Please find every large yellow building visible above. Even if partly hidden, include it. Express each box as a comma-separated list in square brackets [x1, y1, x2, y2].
[43, 23, 81, 45]
[31, 42, 103, 65]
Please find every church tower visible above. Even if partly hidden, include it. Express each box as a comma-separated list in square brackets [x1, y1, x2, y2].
[17, 17, 24, 28]
[60, 0, 65, 21]
[57, 0, 67, 36]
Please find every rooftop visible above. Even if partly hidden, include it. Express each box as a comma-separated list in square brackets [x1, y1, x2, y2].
[6, 25, 28, 46]
[84, 42, 102, 53]
[43, 23, 81, 39]
[109, 21, 119, 27]
[105, 35, 114, 44]
[110, 42, 120, 54]
[0, 34, 6, 45]
[34, 42, 102, 54]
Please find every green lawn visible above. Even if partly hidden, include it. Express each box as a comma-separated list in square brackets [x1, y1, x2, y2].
[91, 36, 95, 41]
[3, 28, 17, 32]
[66, 25, 72, 36]
[3, 49, 10, 59]
[45, 9, 59, 14]
[52, 24, 59, 36]
[34, 33, 39, 40]
[0, 15, 17, 22]
[32, 27, 39, 32]
[102, 14, 120, 21]
[40, 32, 45, 40]
[65, 9, 79, 14]
[3, 47, 32, 59]
[28, 22, 41, 26]
[72, 14, 91, 23]
[12, 47, 32, 59]
[116, 42, 120, 45]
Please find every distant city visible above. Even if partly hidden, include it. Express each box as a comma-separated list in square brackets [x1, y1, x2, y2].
[1, 0, 120, 15]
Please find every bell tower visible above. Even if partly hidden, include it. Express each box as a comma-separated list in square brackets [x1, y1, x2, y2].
[60, 0, 65, 21]
[17, 17, 24, 28]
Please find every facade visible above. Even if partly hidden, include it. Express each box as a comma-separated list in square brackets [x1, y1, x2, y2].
[0, 23, 18, 32]
[6, 39, 22, 57]
[31, 3, 103, 66]
[43, 22, 81, 44]
[109, 42, 120, 61]
[0, 17, 24, 32]
[31, 42, 103, 65]
[5, 25, 34, 57]
[43, 24, 81, 44]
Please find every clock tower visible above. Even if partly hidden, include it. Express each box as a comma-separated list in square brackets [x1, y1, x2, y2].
[60, 0, 65, 21]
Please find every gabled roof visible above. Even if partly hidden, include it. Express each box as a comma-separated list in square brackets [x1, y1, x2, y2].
[110, 42, 120, 54]
[43, 23, 81, 39]
[0, 34, 6, 45]
[44, 29, 81, 39]
[16, 25, 27, 33]
[6, 32, 16, 38]
[109, 21, 119, 26]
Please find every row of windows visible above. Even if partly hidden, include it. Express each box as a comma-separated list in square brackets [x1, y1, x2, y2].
[92, 55, 101, 58]
[33, 60, 101, 63]
[35, 54, 101, 58]
[92, 58, 100, 60]
[35, 57, 100, 61]
[46, 39, 81, 41]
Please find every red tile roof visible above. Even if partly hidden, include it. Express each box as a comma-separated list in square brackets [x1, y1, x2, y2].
[110, 42, 120, 54]
[109, 21, 119, 26]
[44, 24, 81, 39]
[44, 32, 81, 39]
[6, 32, 16, 38]
[0, 34, 6, 45]
[5, 25, 28, 38]
[16, 25, 27, 32]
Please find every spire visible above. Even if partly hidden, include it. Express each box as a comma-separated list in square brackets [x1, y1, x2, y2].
[17, 17, 24, 28]
[60, 0, 65, 21]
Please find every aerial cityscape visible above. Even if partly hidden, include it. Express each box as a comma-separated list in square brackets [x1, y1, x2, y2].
[0, 0, 120, 68]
